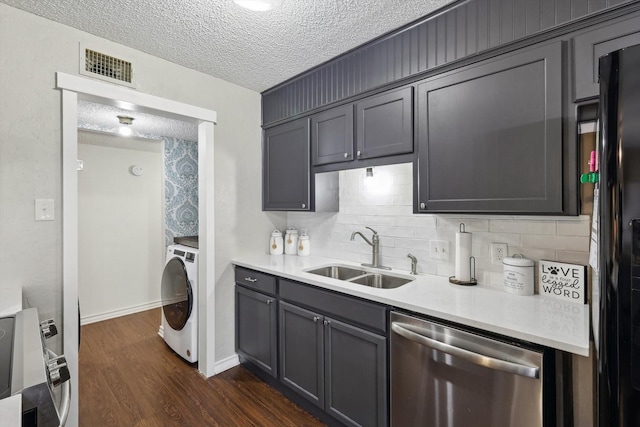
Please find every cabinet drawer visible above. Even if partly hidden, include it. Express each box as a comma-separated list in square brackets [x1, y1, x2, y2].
[235, 267, 277, 296]
[279, 279, 387, 334]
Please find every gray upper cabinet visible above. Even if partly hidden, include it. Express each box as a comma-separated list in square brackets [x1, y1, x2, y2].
[416, 41, 564, 214]
[311, 104, 354, 166]
[573, 14, 640, 101]
[235, 285, 278, 377]
[355, 87, 413, 160]
[263, 117, 311, 211]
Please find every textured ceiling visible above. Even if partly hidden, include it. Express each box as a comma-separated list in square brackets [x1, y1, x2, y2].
[1, 0, 455, 92]
[78, 100, 198, 141]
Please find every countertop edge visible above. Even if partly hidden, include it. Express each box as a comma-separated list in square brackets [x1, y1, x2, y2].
[232, 255, 591, 357]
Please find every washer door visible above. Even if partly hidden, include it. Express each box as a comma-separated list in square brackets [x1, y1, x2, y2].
[161, 257, 193, 331]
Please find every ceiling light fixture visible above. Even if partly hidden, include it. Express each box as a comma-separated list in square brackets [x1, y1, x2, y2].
[117, 115, 134, 136]
[233, 0, 281, 12]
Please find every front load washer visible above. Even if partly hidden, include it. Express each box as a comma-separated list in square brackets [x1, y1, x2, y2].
[161, 244, 198, 362]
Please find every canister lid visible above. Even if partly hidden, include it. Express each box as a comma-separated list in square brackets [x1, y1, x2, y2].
[503, 254, 534, 267]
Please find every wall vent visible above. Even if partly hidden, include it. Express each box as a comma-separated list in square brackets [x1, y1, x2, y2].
[80, 45, 135, 87]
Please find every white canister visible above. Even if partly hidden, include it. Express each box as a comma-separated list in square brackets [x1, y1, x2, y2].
[269, 230, 283, 255]
[503, 254, 535, 296]
[297, 234, 310, 256]
[284, 228, 299, 255]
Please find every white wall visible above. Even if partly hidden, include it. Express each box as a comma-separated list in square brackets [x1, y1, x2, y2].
[0, 3, 286, 359]
[290, 163, 591, 290]
[78, 131, 163, 323]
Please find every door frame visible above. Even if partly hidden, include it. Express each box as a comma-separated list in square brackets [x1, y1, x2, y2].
[56, 72, 217, 427]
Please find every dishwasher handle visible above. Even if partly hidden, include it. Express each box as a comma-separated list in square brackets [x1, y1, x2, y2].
[391, 322, 540, 379]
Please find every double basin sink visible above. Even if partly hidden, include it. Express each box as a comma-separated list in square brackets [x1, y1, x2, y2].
[305, 265, 414, 289]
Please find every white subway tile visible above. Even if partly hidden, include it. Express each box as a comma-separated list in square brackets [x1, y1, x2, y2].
[489, 219, 556, 235]
[395, 238, 431, 251]
[521, 235, 590, 251]
[436, 263, 455, 277]
[557, 220, 590, 237]
[374, 226, 415, 239]
[436, 217, 490, 231]
[556, 251, 590, 265]
[335, 214, 361, 225]
[397, 215, 437, 228]
[358, 215, 396, 226]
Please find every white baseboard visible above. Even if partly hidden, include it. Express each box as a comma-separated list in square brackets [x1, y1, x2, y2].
[157, 324, 164, 338]
[81, 300, 162, 325]
[214, 354, 240, 374]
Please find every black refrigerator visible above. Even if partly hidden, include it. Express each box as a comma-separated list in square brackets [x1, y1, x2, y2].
[596, 43, 640, 427]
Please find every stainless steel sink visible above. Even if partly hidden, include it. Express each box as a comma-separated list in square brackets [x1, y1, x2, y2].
[350, 273, 413, 289]
[306, 265, 368, 280]
[305, 265, 414, 289]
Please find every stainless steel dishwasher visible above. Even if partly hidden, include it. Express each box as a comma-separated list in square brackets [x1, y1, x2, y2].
[390, 311, 545, 427]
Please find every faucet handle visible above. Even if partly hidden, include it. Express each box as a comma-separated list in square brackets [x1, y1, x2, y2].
[365, 226, 378, 235]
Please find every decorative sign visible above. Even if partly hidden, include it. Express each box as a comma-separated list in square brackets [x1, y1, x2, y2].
[539, 260, 587, 304]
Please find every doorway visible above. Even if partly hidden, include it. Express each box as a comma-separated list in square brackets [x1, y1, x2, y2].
[57, 72, 217, 427]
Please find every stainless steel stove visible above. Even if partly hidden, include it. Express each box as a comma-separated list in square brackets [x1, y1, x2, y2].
[1, 308, 70, 426]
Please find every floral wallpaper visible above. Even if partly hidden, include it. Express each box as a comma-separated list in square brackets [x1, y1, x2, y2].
[163, 137, 198, 247]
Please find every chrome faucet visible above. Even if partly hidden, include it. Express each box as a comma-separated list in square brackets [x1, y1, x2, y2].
[407, 253, 418, 275]
[350, 227, 391, 270]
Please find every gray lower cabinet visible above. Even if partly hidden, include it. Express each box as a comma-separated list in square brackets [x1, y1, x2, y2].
[279, 300, 388, 427]
[235, 285, 278, 377]
[573, 13, 640, 101]
[416, 41, 564, 214]
[355, 86, 413, 160]
[279, 301, 325, 407]
[324, 317, 387, 427]
[263, 117, 311, 211]
[312, 104, 354, 166]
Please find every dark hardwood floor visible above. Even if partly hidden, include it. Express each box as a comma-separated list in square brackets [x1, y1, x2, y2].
[79, 308, 325, 426]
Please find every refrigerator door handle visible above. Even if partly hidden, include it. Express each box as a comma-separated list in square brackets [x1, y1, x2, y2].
[391, 322, 540, 379]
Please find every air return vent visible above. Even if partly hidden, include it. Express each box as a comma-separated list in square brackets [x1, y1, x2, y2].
[80, 45, 135, 87]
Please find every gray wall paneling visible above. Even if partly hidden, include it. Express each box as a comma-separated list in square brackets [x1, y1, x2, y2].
[261, 0, 632, 126]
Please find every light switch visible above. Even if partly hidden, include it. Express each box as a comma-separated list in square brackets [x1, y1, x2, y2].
[35, 199, 55, 221]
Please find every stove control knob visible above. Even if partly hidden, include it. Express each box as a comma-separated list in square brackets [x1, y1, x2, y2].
[40, 319, 58, 339]
[47, 355, 70, 387]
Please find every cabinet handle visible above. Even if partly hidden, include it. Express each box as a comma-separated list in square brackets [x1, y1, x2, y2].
[244, 277, 258, 283]
[301, 203, 306, 209]
[344, 152, 349, 158]
[266, 299, 273, 305]
[357, 150, 362, 157]
[323, 320, 330, 326]
[313, 316, 320, 322]
[420, 202, 426, 209]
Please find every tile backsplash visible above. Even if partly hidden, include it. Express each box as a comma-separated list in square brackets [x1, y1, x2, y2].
[288, 163, 591, 291]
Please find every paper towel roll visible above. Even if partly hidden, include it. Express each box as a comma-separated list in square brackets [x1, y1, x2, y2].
[455, 231, 472, 282]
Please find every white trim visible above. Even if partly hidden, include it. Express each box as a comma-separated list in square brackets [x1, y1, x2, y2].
[58, 72, 217, 427]
[56, 72, 217, 123]
[80, 300, 163, 325]
[214, 354, 240, 374]
[198, 121, 216, 377]
[61, 89, 79, 427]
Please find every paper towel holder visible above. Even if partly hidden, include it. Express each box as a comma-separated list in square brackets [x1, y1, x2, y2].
[449, 256, 478, 286]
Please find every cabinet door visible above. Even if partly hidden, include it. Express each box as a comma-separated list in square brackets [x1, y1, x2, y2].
[574, 14, 640, 101]
[324, 317, 387, 427]
[312, 104, 354, 166]
[355, 86, 413, 160]
[416, 41, 563, 214]
[263, 117, 311, 211]
[279, 301, 325, 408]
[235, 285, 277, 377]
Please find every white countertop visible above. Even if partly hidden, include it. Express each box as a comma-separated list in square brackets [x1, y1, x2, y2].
[233, 254, 590, 356]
